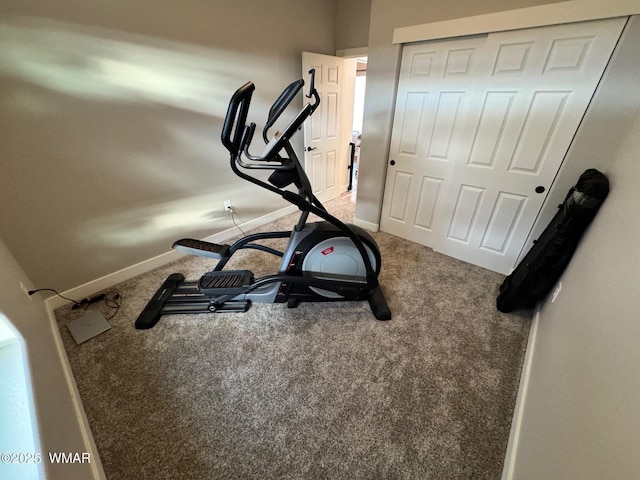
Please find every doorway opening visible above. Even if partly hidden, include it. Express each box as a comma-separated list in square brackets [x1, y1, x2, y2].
[347, 56, 367, 201]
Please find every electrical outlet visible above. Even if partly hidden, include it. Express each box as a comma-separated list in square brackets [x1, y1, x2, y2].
[20, 282, 32, 301]
[224, 200, 232, 212]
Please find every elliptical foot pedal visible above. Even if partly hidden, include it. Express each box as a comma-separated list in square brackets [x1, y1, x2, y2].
[173, 238, 230, 259]
[198, 270, 254, 295]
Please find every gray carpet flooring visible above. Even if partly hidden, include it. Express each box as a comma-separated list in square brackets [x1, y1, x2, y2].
[55, 194, 531, 480]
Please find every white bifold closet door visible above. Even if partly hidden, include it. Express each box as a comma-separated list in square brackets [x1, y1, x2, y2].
[380, 17, 626, 274]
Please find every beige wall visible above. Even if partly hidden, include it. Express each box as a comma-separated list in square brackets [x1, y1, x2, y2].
[0, 0, 336, 293]
[336, 0, 372, 51]
[354, 0, 567, 226]
[505, 16, 640, 479]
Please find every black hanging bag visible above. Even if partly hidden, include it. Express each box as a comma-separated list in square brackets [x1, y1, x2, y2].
[496, 169, 609, 313]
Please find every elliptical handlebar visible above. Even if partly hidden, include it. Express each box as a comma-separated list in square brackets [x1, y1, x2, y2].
[305, 68, 320, 114]
[221, 81, 255, 156]
[221, 70, 319, 166]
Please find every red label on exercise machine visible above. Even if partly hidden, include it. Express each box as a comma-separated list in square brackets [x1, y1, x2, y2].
[321, 246, 334, 255]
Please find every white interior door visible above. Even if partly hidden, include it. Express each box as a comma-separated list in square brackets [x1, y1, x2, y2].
[380, 36, 487, 247]
[380, 17, 626, 274]
[302, 52, 345, 203]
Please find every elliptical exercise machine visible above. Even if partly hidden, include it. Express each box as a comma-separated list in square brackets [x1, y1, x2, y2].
[135, 70, 391, 329]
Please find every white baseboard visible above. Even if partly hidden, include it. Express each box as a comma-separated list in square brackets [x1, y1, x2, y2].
[353, 216, 380, 232]
[501, 306, 541, 480]
[45, 204, 298, 312]
[45, 307, 107, 479]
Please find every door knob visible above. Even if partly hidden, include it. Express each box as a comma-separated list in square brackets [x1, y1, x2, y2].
[305, 146, 317, 152]
[390, 159, 396, 166]
[535, 186, 545, 194]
